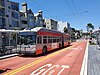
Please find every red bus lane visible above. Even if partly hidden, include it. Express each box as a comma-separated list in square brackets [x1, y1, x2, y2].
[1, 41, 87, 75]
[29, 41, 87, 75]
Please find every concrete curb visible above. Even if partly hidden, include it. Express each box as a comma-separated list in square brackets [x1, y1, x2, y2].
[80, 41, 89, 75]
[0, 54, 18, 60]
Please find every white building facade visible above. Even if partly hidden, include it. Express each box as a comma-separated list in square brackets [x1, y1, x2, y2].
[45, 19, 57, 30]
[57, 21, 71, 33]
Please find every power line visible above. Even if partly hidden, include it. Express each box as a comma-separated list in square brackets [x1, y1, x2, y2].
[30, 0, 56, 18]
[20, 0, 53, 18]
[64, 0, 75, 15]
[51, 11, 88, 18]
[19, 0, 88, 21]
[19, 0, 63, 20]
[30, 0, 62, 20]
[71, 0, 78, 14]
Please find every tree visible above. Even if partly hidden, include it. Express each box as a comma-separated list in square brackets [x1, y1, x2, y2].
[63, 27, 68, 33]
[86, 23, 94, 32]
[70, 28, 76, 41]
[86, 23, 94, 38]
[71, 28, 76, 32]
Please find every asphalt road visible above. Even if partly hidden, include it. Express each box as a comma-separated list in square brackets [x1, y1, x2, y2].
[0, 41, 87, 75]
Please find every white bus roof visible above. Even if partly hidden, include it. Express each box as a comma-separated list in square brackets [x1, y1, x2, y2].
[0, 29, 19, 33]
[20, 27, 61, 33]
[20, 27, 43, 32]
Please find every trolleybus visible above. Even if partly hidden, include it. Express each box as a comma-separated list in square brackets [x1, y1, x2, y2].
[17, 27, 71, 55]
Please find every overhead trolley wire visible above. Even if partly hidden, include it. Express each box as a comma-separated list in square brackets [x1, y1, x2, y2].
[71, 0, 78, 14]
[64, 0, 75, 15]
[31, 0, 56, 18]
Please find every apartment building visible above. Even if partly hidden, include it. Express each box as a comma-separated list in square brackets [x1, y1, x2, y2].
[0, 0, 20, 29]
[45, 19, 57, 30]
[0, 0, 6, 29]
[34, 10, 46, 28]
[20, 3, 35, 29]
[58, 21, 71, 33]
[20, 3, 46, 29]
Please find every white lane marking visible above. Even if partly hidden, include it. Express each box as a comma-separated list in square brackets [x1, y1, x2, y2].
[30, 64, 52, 75]
[48, 70, 55, 75]
[42, 65, 60, 75]
[57, 65, 70, 75]
[30, 63, 70, 75]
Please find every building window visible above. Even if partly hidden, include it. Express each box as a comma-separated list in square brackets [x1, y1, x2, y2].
[51, 27, 53, 29]
[0, 17, 5, 27]
[8, 6, 11, 9]
[22, 20, 27, 24]
[12, 20, 19, 27]
[0, 17, 2, 26]
[47, 22, 49, 24]
[11, 4, 19, 11]
[0, 0, 5, 6]
[12, 11, 19, 19]
[0, 9, 5, 16]
[28, 15, 34, 19]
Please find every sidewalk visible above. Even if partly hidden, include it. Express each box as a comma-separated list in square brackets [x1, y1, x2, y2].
[88, 45, 100, 75]
[0, 54, 18, 60]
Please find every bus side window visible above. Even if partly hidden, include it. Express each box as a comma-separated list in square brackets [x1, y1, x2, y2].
[57, 37, 59, 42]
[37, 36, 42, 44]
[58, 37, 61, 42]
[43, 36, 47, 44]
[53, 37, 56, 43]
[48, 36, 52, 43]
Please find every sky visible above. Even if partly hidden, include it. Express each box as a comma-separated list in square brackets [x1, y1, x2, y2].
[11, 0, 100, 31]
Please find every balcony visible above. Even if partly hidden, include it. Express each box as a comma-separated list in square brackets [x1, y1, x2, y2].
[0, 1, 5, 9]
[0, 0, 5, 6]
[21, 17, 27, 21]
[0, 5, 5, 17]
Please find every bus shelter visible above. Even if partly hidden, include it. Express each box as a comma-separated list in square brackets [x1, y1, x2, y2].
[0, 29, 19, 54]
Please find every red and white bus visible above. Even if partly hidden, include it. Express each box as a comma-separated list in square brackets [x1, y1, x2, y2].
[17, 27, 71, 55]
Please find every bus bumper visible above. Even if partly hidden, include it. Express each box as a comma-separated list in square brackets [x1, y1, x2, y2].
[17, 50, 36, 55]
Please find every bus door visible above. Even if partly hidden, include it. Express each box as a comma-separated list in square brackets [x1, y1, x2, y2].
[62, 35, 64, 47]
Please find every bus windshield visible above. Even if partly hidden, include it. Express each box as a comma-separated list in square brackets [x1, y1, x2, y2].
[19, 32, 36, 45]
